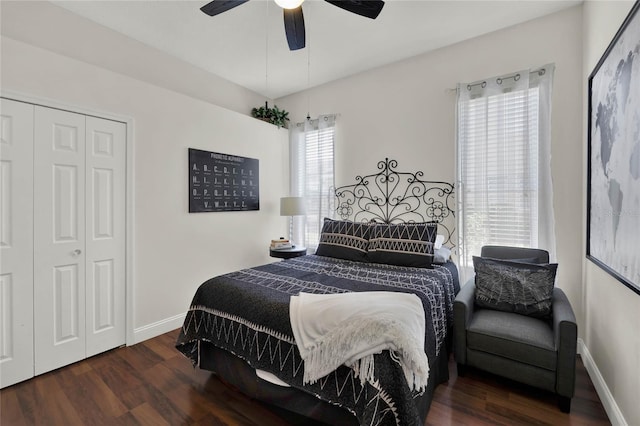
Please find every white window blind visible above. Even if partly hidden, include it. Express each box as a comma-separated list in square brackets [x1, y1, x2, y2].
[290, 115, 336, 250]
[456, 66, 555, 275]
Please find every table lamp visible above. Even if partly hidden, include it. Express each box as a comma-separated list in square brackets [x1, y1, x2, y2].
[280, 196, 306, 245]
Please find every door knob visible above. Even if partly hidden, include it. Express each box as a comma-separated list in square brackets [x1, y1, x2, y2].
[71, 249, 82, 257]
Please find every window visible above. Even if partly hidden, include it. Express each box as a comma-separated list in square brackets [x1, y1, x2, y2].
[456, 66, 555, 274]
[290, 115, 336, 250]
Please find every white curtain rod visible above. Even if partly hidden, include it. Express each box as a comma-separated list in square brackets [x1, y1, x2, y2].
[465, 67, 547, 91]
[295, 113, 340, 128]
[446, 66, 549, 93]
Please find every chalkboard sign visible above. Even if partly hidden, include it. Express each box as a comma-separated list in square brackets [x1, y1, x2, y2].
[189, 148, 259, 212]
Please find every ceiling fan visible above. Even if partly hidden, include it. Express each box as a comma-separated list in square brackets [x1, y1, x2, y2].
[200, 0, 385, 51]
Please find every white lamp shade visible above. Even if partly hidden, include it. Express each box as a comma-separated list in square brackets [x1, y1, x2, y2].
[280, 197, 306, 216]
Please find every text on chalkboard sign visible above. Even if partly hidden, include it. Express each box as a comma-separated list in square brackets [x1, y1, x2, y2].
[189, 148, 259, 212]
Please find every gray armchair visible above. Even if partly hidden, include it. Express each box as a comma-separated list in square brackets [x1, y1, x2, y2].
[453, 246, 577, 413]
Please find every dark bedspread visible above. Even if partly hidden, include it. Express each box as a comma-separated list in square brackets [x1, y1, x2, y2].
[176, 255, 459, 426]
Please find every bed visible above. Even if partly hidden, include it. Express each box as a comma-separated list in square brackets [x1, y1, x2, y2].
[176, 158, 459, 425]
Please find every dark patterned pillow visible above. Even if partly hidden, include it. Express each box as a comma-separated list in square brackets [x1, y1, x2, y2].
[367, 222, 437, 268]
[315, 218, 372, 262]
[473, 256, 557, 318]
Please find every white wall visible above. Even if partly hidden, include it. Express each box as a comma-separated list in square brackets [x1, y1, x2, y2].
[582, 2, 639, 425]
[0, 1, 269, 116]
[278, 6, 585, 323]
[0, 34, 289, 340]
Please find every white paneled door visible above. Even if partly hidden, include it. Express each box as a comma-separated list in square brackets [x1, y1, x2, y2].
[34, 106, 88, 375]
[0, 98, 126, 387]
[0, 99, 35, 388]
[85, 116, 126, 358]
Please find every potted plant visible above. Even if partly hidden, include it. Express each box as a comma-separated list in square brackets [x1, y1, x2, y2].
[251, 103, 290, 129]
[251, 105, 271, 122]
[270, 105, 289, 129]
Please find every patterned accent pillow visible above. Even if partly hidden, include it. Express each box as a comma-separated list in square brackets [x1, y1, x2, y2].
[315, 218, 372, 262]
[473, 256, 558, 318]
[367, 222, 437, 268]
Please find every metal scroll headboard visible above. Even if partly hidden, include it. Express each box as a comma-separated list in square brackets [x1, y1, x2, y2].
[333, 158, 456, 247]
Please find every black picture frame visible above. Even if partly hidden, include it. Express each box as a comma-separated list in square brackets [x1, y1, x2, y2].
[587, 0, 640, 295]
[188, 148, 259, 213]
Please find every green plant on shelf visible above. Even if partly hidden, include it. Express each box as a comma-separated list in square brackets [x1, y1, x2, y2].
[250, 103, 290, 129]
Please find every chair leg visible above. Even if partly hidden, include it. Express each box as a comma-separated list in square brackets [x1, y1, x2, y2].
[456, 363, 467, 377]
[558, 395, 571, 413]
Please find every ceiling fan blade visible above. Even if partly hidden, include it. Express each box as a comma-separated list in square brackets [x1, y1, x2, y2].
[324, 0, 384, 19]
[283, 6, 305, 51]
[200, 0, 249, 17]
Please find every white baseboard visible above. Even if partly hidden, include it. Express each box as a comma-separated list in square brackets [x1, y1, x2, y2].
[132, 312, 186, 345]
[578, 338, 627, 426]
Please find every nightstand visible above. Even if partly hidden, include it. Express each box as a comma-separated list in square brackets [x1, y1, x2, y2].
[269, 246, 307, 259]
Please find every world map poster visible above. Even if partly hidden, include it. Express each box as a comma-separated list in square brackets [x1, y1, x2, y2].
[588, 2, 640, 294]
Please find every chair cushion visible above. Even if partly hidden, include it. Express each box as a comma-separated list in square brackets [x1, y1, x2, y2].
[473, 256, 557, 318]
[467, 309, 557, 371]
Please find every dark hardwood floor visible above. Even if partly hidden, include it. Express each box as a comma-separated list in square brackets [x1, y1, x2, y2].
[1, 329, 610, 425]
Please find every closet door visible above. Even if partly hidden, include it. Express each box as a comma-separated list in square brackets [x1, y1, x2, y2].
[0, 99, 34, 388]
[34, 106, 87, 375]
[85, 116, 126, 357]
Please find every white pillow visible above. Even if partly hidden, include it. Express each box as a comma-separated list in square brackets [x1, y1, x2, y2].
[433, 246, 452, 264]
[434, 234, 445, 250]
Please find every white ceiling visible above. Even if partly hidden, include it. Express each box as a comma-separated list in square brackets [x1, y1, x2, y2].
[52, 0, 581, 99]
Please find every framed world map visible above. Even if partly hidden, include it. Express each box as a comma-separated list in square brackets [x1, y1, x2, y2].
[587, 1, 640, 295]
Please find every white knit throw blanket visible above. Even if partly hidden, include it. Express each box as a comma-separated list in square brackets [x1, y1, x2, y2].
[289, 291, 430, 391]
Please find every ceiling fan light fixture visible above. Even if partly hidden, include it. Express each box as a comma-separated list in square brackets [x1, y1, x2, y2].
[200, 0, 385, 51]
[274, 0, 304, 10]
